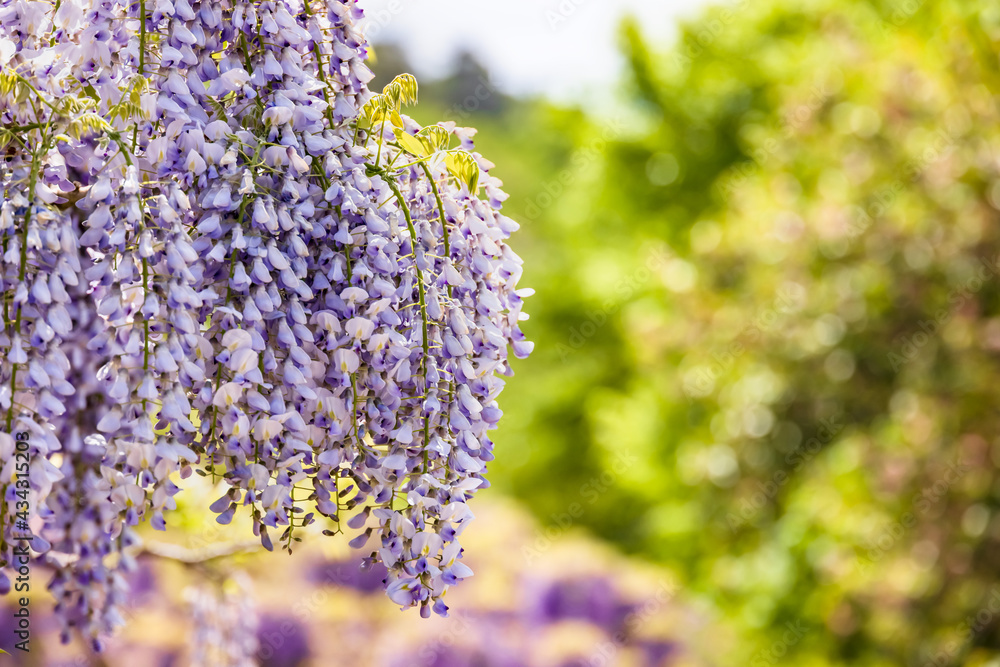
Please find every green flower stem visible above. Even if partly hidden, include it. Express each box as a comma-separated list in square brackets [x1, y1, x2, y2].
[415, 164, 457, 445]
[6, 138, 45, 433]
[375, 117, 388, 167]
[418, 161, 452, 298]
[138, 0, 146, 75]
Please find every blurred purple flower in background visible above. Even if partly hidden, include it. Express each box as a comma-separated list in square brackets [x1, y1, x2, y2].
[257, 614, 312, 667]
[529, 576, 627, 633]
[309, 558, 387, 594]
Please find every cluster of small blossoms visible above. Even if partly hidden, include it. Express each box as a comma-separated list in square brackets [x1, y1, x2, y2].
[186, 575, 258, 667]
[0, 0, 530, 646]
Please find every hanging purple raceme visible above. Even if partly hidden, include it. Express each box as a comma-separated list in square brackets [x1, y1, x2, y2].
[0, 0, 532, 647]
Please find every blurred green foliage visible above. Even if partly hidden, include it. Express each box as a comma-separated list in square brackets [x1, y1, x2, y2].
[375, 2, 1000, 664]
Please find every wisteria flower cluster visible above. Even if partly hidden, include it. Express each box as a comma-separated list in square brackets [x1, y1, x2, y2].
[0, 0, 531, 648]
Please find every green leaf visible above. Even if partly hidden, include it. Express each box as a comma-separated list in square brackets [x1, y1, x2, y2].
[465, 166, 479, 194]
[445, 150, 479, 194]
[384, 73, 418, 106]
[361, 94, 392, 124]
[417, 125, 451, 153]
[395, 131, 427, 157]
[0, 73, 17, 97]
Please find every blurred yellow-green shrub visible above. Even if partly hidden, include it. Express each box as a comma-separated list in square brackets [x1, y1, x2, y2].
[487, 0, 1000, 665]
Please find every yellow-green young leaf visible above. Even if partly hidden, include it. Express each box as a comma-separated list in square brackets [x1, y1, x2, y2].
[382, 82, 401, 110]
[385, 73, 418, 106]
[385, 82, 411, 113]
[60, 96, 95, 115]
[207, 97, 227, 121]
[362, 94, 391, 123]
[360, 97, 377, 119]
[391, 109, 404, 129]
[417, 125, 451, 153]
[241, 105, 263, 131]
[465, 165, 479, 194]
[15, 82, 30, 104]
[395, 130, 427, 157]
[68, 113, 112, 139]
[0, 72, 16, 97]
[446, 150, 479, 194]
[117, 102, 142, 121]
[445, 151, 462, 180]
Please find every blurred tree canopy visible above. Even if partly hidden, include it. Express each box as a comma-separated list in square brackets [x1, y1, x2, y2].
[376, 1, 1000, 664]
